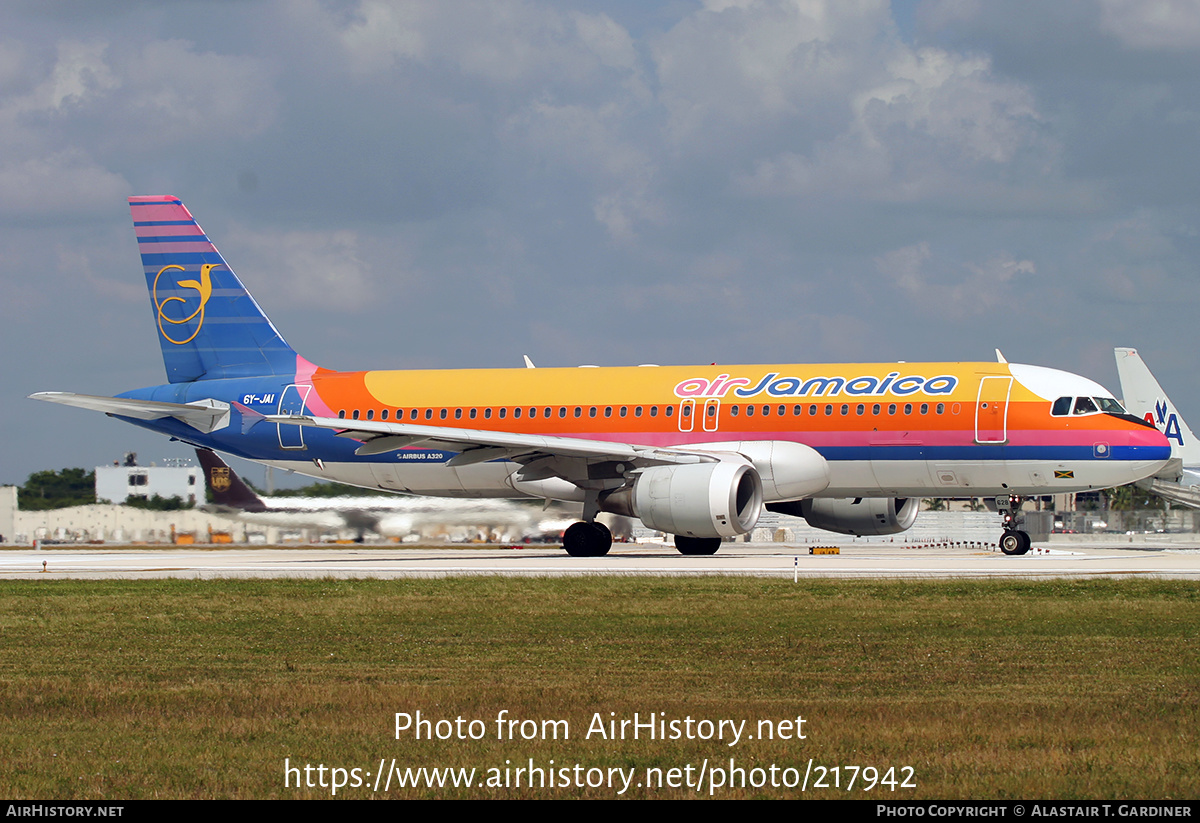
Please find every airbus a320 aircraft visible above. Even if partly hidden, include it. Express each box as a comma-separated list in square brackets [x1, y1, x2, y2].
[32, 197, 1171, 557]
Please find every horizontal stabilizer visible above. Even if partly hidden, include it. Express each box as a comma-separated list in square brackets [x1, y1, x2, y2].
[30, 392, 231, 434]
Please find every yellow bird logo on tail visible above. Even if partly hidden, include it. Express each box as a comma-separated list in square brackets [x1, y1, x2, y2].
[153, 263, 218, 345]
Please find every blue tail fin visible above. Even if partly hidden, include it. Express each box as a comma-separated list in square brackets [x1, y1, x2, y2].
[130, 195, 299, 383]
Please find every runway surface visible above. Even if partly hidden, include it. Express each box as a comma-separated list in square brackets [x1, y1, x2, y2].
[4, 541, 1200, 580]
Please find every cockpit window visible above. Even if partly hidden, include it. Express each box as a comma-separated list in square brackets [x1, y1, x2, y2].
[1052, 396, 1128, 417]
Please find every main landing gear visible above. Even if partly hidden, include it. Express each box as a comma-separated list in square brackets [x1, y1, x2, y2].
[563, 521, 612, 557]
[996, 494, 1031, 555]
[674, 535, 722, 555]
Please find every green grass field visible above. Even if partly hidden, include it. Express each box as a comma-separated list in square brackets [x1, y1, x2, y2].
[0, 577, 1196, 798]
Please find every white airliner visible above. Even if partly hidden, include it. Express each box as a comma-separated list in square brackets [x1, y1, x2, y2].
[1114, 347, 1200, 507]
[196, 448, 570, 541]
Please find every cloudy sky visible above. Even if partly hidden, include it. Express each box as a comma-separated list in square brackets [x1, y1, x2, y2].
[3, 0, 1199, 487]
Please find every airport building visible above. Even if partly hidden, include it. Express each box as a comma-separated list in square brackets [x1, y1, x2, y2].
[94, 456, 199, 506]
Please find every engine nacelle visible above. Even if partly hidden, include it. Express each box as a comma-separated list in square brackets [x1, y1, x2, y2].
[604, 461, 764, 538]
[769, 497, 919, 536]
[691, 440, 830, 501]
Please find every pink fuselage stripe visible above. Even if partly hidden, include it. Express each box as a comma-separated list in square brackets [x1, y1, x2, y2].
[482, 428, 1159, 449]
[297, 357, 337, 418]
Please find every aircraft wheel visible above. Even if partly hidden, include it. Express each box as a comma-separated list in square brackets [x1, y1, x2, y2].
[563, 522, 592, 557]
[675, 535, 722, 555]
[563, 521, 612, 557]
[999, 529, 1030, 556]
[589, 521, 612, 557]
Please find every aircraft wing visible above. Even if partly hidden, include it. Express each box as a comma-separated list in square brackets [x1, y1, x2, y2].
[264, 413, 723, 487]
[31, 392, 231, 434]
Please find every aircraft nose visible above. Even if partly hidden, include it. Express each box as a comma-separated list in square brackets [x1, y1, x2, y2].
[1117, 425, 1172, 481]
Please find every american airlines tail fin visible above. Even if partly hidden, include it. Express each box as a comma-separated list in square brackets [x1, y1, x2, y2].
[131, 196, 299, 383]
[1114, 348, 1200, 468]
[196, 448, 268, 512]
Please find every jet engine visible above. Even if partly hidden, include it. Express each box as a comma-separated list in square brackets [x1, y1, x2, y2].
[768, 497, 919, 536]
[601, 460, 763, 538]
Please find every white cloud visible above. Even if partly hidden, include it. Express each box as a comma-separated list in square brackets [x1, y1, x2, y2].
[338, 0, 642, 91]
[653, 0, 892, 147]
[875, 242, 1036, 316]
[875, 241, 932, 293]
[0, 151, 128, 218]
[737, 44, 1051, 204]
[1099, 0, 1200, 50]
[225, 227, 377, 311]
[111, 40, 278, 146]
[506, 99, 661, 241]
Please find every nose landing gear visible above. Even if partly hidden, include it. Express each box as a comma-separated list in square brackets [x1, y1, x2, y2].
[996, 494, 1032, 555]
